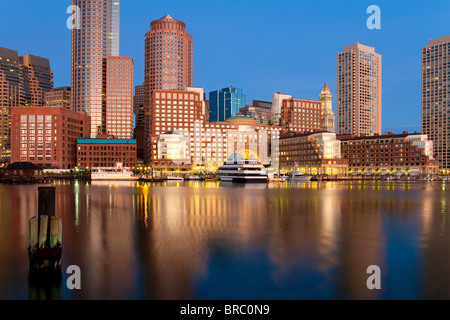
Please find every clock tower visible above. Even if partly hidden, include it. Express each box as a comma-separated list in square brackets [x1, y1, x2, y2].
[320, 82, 335, 133]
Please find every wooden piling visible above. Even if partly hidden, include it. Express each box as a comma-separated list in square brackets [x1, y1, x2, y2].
[28, 187, 62, 273]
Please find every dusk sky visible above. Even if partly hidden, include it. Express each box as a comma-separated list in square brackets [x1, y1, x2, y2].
[1, 0, 449, 132]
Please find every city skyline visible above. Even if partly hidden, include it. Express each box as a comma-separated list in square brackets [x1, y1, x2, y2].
[1, 0, 449, 134]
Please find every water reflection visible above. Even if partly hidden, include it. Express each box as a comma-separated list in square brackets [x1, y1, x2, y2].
[0, 181, 450, 299]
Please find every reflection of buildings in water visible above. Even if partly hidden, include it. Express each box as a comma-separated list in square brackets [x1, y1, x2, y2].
[59, 183, 137, 299]
[419, 189, 450, 299]
[0, 186, 29, 298]
[265, 189, 343, 292]
[133, 186, 274, 299]
[336, 191, 384, 299]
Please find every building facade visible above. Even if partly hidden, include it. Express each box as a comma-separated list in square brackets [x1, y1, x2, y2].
[144, 88, 205, 163]
[320, 82, 335, 133]
[337, 43, 382, 136]
[77, 136, 136, 169]
[422, 35, 450, 170]
[149, 117, 281, 174]
[11, 107, 90, 169]
[71, 0, 120, 138]
[0, 47, 22, 164]
[144, 14, 193, 91]
[134, 83, 145, 115]
[279, 132, 348, 175]
[239, 100, 272, 125]
[209, 87, 246, 122]
[338, 132, 439, 175]
[280, 98, 322, 134]
[271, 93, 291, 126]
[20, 54, 54, 107]
[103, 56, 134, 139]
[45, 87, 72, 109]
[0, 47, 54, 164]
[143, 87, 281, 172]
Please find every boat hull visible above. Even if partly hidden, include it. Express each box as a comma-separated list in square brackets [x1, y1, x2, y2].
[220, 176, 268, 184]
[292, 176, 312, 182]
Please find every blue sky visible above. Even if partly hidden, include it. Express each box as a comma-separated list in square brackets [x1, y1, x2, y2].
[1, 0, 449, 132]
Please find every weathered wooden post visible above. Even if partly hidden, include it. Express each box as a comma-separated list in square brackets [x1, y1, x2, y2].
[28, 187, 62, 273]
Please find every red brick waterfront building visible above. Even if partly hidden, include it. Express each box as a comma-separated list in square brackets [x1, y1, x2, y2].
[337, 132, 439, 175]
[279, 131, 348, 175]
[77, 135, 137, 169]
[11, 107, 90, 169]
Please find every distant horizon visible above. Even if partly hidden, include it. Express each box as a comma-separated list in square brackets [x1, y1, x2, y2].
[1, 0, 448, 133]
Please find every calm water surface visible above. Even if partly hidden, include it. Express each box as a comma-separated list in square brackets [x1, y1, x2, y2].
[0, 180, 450, 300]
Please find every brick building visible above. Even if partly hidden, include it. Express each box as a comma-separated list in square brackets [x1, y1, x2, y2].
[337, 132, 439, 175]
[77, 135, 137, 169]
[103, 56, 134, 139]
[279, 131, 348, 175]
[11, 107, 90, 169]
[280, 98, 322, 134]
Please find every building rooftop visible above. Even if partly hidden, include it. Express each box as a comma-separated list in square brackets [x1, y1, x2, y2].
[6, 162, 42, 170]
[337, 132, 423, 141]
[280, 132, 334, 140]
[78, 139, 137, 144]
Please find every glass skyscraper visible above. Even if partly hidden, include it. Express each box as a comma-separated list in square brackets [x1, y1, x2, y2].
[71, 0, 120, 138]
[209, 87, 246, 122]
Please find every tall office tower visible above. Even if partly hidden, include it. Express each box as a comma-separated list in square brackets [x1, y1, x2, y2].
[45, 87, 72, 109]
[272, 93, 291, 126]
[71, 0, 120, 138]
[0, 47, 54, 164]
[422, 35, 450, 170]
[0, 48, 22, 164]
[103, 56, 134, 139]
[337, 43, 382, 136]
[320, 82, 336, 133]
[134, 83, 145, 115]
[144, 14, 193, 91]
[20, 55, 53, 107]
[209, 87, 246, 122]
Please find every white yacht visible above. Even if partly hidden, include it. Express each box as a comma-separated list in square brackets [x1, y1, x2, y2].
[292, 172, 312, 182]
[166, 176, 184, 181]
[218, 160, 268, 183]
[91, 163, 138, 181]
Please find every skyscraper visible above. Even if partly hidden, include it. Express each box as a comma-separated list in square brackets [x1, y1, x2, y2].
[71, 0, 120, 138]
[422, 35, 450, 170]
[20, 55, 54, 107]
[0, 47, 53, 164]
[209, 87, 246, 122]
[337, 43, 382, 136]
[320, 82, 335, 133]
[0, 48, 22, 163]
[144, 14, 193, 91]
[103, 56, 134, 139]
